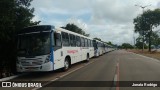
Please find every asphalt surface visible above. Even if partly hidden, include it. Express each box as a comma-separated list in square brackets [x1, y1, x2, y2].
[1, 50, 160, 90]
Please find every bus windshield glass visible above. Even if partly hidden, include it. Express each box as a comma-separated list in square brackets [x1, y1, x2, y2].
[93, 41, 98, 49]
[17, 32, 50, 56]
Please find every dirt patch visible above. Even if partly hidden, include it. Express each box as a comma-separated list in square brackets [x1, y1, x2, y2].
[127, 49, 160, 60]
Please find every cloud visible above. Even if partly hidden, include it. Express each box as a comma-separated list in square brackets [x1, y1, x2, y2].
[31, 0, 160, 45]
[90, 0, 140, 24]
[157, 1, 160, 8]
[88, 23, 135, 45]
[31, 0, 92, 26]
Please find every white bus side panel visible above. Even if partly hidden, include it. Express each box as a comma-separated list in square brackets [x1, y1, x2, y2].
[53, 49, 64, 70]
[89, 47, 94, 58]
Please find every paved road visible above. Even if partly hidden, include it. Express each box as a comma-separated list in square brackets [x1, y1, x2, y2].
[1, 50, 160, 90]
[39, 50, 160, 90]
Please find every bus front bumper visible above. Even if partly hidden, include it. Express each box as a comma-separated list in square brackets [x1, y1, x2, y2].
[16, 62, 54, 72]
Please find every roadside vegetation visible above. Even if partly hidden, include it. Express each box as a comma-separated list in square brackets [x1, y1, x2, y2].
[133, 9, 160, 52]
[127, 49, 160, 61]
[0, 0, 40, 78]
[119, 8, 160, 54]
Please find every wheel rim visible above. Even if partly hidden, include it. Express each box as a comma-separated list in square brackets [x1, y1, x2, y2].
[64, 60, 69, 69]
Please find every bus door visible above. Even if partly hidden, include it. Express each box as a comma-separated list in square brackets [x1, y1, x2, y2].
[53, 31, 63, 70]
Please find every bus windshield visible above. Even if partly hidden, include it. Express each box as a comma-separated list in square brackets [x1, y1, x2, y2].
[93, 41, 98, 49]
[17, 32, 50, 56]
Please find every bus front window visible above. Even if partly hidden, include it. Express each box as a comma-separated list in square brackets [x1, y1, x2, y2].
[18, 32, 50, 56]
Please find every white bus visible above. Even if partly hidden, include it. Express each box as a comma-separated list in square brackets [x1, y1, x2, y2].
[93, 39, 105, 57]
[17, 25, 94, 72]
[103, 43, 110, 53]
[105, 44, 112, 53]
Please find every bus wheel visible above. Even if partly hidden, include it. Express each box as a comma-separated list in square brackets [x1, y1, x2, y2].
[62, 58, 70, 71]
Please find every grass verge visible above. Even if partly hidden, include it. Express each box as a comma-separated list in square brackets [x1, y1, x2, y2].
[127, 49, 160, 60]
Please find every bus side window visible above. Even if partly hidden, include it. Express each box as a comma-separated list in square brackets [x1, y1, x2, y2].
[54, 33, 62, 47]
[87, 39, 89, 47]
[81, 37, 85, 47]
[85, 38, 88, 47]
[73, 35, 76, 47]
[95, 41, 98, 49]
[69, 34, 73, 46]
[97, 42, 99, 47]
[83, 38, 85, 47]
[66, 33, 69, 46]
[69, 34, 76, 47]
[90, 40, 92, 47]
[62, 32, 69, 46]
[76, 36, 81, 47]
[88, 39, 90, 47]
[62, 32, 65, 46]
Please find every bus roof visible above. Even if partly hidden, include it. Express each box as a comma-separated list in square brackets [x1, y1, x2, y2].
[55, 27, 93, 40]
[18, 25, 54, 34]
[18, 25, 92, 40]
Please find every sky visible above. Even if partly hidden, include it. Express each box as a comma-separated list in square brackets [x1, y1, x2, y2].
[31, 0, 160, 45]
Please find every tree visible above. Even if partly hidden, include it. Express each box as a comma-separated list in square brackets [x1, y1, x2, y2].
[62, 23, 89, 37]
[121, 43, 134, 49]
[133, 9, 160, 52]
[117, 45, 123, 49]
[150, 31, 160, 47]
[135, 36, 148, 49]
[93, 37, 101, 41]
[106, 41, 113, 46]
[0, 0, 40, 77]
[0, 0, 40, 42]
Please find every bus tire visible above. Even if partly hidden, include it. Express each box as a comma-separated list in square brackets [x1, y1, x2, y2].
[62, 58, 70, 71]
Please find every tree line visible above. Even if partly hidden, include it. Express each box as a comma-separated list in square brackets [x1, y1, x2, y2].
[0, 0, 40, 78]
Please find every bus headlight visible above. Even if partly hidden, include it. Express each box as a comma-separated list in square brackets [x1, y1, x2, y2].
[45, 55, 50, 63]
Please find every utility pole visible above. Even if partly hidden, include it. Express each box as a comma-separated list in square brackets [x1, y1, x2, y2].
[135, 4, 151, 52]
[133, 34, 135, 48]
